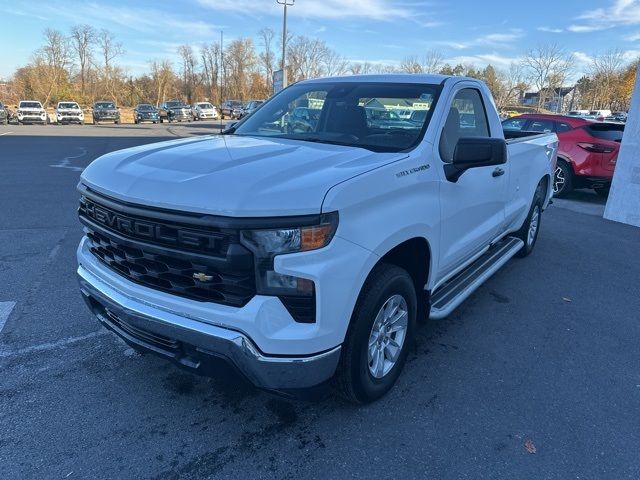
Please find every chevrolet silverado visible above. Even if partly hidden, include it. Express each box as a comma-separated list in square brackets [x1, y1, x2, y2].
[77, 75, 557, 403]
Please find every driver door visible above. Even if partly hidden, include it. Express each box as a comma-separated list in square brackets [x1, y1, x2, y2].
[436, 86, 508, 278]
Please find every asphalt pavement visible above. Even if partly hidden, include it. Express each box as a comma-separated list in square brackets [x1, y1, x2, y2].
[1, 122, 639, 479]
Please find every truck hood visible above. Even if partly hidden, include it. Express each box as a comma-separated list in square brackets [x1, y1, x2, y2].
[80, 134, 406, 217]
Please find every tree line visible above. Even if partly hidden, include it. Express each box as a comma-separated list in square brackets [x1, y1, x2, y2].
[3, 25, 637, 112]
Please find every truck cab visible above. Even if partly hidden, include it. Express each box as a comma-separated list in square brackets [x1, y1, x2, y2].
[77, 75, 556, 403]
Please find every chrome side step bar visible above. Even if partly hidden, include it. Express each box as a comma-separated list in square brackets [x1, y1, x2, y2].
[429, 237, 524, 320]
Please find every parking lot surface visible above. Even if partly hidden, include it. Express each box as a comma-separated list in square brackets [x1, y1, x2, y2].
[1, 123, 639, 479]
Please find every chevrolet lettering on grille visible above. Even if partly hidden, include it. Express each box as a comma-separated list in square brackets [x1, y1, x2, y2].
[81, 198, 222, 251]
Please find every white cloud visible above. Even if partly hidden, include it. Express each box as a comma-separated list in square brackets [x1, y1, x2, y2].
[33, 2, 225, 39]
[436, 29, 525, 51]
[444, 53, 521, 68]
[569, 0, 640, 32]
[196, 0, 440, 27]
[537, 26, 563, 33]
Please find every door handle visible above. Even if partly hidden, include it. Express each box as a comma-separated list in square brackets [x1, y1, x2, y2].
[492, 167, 505, 177]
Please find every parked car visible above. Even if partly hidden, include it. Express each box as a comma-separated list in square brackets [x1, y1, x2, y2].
[365, 108, 415, 129]
[238, 100, 264, 119]
[92, 101, 120, 124]
[55, 101, 84, 125]
[502, 113, 623, 197]
[0, 102, 8, 125]
[606, 111, 627, 123]
[220, 100, 242, 119]
[191, 102, 218, 120]
[159, 100, 191, 123]
[566, 110, 590, 118]
[589, 109, 612, 120]
[77, 74, 556, 403]
[232, 104, 245, 119]
[16, 100, 48, 125]
[133, 104, 160, 124]
[285, 106, 321, 133]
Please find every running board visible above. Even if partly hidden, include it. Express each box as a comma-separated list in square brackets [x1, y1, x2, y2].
[429, 237, 524, 320]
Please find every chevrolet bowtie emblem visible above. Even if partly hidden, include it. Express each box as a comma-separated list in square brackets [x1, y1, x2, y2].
[193, 272, 213, 282]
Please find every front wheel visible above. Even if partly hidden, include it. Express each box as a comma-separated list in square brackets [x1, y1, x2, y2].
[553, 161, 573, 198]
[334, 264, 416, 404]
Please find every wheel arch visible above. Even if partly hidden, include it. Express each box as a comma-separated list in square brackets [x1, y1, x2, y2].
[356, 236, 433, 323]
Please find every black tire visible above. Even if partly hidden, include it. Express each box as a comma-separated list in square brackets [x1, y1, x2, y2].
[514, 182, 545, 258]
[333, 263, 417, 404]
[553, 160, 573, 198]
[114, 119, 120, 124]
[594, 185, 610, 198]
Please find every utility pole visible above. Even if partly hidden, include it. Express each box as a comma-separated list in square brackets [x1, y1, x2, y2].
[276, 0, 294, 88]
[219, 30, 223, 132]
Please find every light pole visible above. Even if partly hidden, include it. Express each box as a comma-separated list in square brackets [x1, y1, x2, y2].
[276, 0, 294, 88]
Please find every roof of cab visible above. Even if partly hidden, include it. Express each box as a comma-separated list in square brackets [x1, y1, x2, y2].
[300, 73, 461, 85]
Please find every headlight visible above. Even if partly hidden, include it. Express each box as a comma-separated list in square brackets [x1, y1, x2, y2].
[240, 212, 338, 296]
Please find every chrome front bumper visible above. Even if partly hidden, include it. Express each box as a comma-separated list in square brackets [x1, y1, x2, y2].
[77, 266, 341, 391]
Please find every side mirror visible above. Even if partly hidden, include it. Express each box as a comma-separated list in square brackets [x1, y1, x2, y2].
[444, 137, 507, 182]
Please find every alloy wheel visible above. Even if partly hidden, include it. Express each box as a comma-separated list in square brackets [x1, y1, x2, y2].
[367, 294, 408, 379]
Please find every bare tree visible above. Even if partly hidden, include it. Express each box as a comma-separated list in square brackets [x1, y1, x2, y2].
[201, 43, 220, 103]
[37, 29, 73, 105]
[70, 25, 95, 97]
[400, 56, 423, 74]
[522, 43, 573, 111]
[498, 63, 529, 107]
[178, 45, 199, 103]
[224, 38, 258, 100]
[349, 62, 375, 75]
[590, 49, 625, 108]
[287, 35, 326, 81]
[97, 29, 124, 100]
[149, 60, 175, 105]
[258, 28, 276, 92]
[323, 50, 349, 76]
[422, 49, 444, 73]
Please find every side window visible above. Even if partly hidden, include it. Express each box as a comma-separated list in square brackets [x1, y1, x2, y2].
[528, 119, 554, 133]
[502, 118, 527, 131]
[439, 88, 490, 162]
[556, 122, 572, 133]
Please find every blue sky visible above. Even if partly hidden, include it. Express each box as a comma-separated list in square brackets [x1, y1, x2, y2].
[1, 0, 640, 80]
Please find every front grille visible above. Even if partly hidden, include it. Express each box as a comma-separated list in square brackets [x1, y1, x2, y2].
[79, 193, 256, 307]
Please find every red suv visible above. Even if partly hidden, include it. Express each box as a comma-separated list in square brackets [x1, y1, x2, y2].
[502, 114, 624, 197]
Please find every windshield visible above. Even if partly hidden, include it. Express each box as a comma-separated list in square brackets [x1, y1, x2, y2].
[197, 103, 214, 109]
[167, 101, 186, 108]
[95, 102, 115, 109]
[232, 82, 440, 152]
[20, 102, 42, 108]
[58, 102, 79, 109]
[137, 104, 155, 111]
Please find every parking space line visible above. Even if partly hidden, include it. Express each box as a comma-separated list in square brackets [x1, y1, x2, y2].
[50, 146, 87, 172]
[0, 131, 13, 136]
[0, 329, 109, 359]
[0, 301, 16, 334]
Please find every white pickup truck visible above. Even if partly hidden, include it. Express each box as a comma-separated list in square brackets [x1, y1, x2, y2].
[77, 75, 557, 403]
